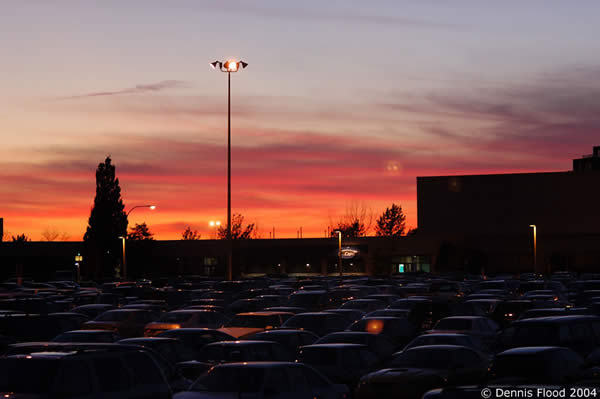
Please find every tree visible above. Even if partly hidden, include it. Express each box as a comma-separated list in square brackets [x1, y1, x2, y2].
[407, 227, 418, 236]
[181, 226, 201, 240]
[41, 227, 70, 241]
[217, 213, 256, 239]
[128, 222, 154, 240]
[329, 201, 373, 238]
[83, 157, 128, 275]
[375, 203, 406, 237]
[11, 233, 30, 242]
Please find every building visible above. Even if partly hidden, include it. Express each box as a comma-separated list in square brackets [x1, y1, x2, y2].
[417, 146, 600, 274]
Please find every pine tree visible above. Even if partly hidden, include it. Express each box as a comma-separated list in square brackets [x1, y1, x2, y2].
[83, 157, 128, 274]
[181, 226, 201, 240]
[128, 222, 154, 240]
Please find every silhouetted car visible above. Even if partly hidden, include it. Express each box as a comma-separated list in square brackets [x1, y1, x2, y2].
[82, 309, 157, 338]
[490, 300, 535, 328]
[0, 347, 172, 398]
[298, 343, 380, 387]
[52, 329, 121, 343]
[517, 307, 589, 319]
[340, 299, 387, 313]
[198, 340, 293, 365]
[263, 306, 308, 314]
[244, 329, 319, 354]
[427, 316, 498, 346]
[144, 309, 228, 336]
[403, 332, 489, 353]
[355, 345, 489, 399]
[174, 361, 349, 399]
[324, 308, 366, 323]
[489, 346, 590, 384]
[118, 337, 190, 364]
[316, 331, 398, 360]
[218, 311, 294, 338]
[71, 303, 116, 319]
[422, 387, 487, 399]
[288, 290, 332, 311]
[158, 328, 236, 358]
[497, 315, 600, 356]
[348, 317, 418, 346]
[281, 312, 351, 337]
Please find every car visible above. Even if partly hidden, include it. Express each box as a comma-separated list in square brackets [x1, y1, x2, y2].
[82, 309, 158, 338]
[173, 361, 349, 399]
[315, 331, 398, 360]
[158, 328, 236, 358]
[298, 343, 380, 387]
[324, 308, 366, 323]
[218, 311, 294, 338]
[355, 345, 489, 399]
[489, 346, 589, 384]
[197, 340, 293, 365]
[117, 337, 190, 364]
[244, 329, 319, 354]
[347, 317, 418, 346]
[427, 316, 498, 346]
[0, 347, 172, 398]
[288, 290, 332, 311]
[52, 329, 121, 343]
[71, 303, 116, 319]
[497, 315, 600, 356]
[281, 312, 351, 337]
[403, 333, 488, 353]
[340, 299, 387, 313]
[144, 309, 228, 337]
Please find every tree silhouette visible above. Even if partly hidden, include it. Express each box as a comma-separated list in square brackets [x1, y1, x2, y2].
[217, 213, 255, 239]
[407, 227, 418, 236]
[41, 227, 70, 241]
[375, 203, 406, 237]
[83, 157, 128, 275]
[128, 222, 154, 240]
[11, 233, 30, 242]
[329, 200, 373, 238]
[181, 226, 201, 240]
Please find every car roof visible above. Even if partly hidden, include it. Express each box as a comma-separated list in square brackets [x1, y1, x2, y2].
[499, 346, 564, 355]
[234, 311, 294, 316]
[302, 343, 367, 349]
[213, 361, 303, 368]
[515, 315, 600, 324]
[405, 344, 472, 352]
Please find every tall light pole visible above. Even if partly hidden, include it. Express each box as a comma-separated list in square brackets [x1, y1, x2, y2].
[335, 230, 342, 277]
[121, 205, 155, 280]
[211, 59, 248, 281]
[209, 220, 221, 239]
[118, 236, 127, 280]
[529, 224, 537, 274]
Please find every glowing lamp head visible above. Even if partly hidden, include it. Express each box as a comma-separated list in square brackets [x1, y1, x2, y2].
[209, 221, 215, 227]
[225, 60, 238, 72]
[149, 205, 156, 210]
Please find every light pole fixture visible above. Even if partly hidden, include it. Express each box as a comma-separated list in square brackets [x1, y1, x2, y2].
[210, 58, 248, 281]
[118, 236, 127, 280]
[209, 220, 221, 239]
[529, 224, 537, 274]
[335, 230, 342, 277]
[126, 204, 156, 217]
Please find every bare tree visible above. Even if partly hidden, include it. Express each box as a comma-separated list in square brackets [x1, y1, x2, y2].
[41, 227, 70, 241]
[329, 200, 374, 237]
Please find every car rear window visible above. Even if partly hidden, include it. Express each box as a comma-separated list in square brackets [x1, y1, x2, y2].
[434, 319, 473, 331]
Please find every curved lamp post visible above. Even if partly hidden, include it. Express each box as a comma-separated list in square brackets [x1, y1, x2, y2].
[121, 205, 156, 279]
[210, 59, 248, 281]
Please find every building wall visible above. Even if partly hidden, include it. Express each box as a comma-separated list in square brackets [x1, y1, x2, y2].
[417, 171, 600, 236]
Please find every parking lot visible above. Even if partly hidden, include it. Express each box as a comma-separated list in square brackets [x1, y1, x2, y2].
[1, 272, 600, 398]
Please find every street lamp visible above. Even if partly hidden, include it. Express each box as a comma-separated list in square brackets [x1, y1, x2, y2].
[209, 220, 221, 239]
[210, 59, 248, 281]
[118, 236, 127, 280]
[529, 224, 537, 274]
[335, 230, 342, 277]
[126, 204, 156, 217]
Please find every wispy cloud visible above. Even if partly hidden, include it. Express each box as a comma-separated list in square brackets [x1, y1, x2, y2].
[57, 80, 189, 100]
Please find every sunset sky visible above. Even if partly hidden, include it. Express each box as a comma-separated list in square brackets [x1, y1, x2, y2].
[1, 1, 599, 240]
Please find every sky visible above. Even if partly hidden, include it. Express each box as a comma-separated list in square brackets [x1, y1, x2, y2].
[1, 1, 599, 241]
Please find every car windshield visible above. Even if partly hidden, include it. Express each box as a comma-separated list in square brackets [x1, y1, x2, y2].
[300, 347, 339, 365]
[226, 315, 275, 328]
[158, 313, 195, 323]
[0, 358, 59, 393]
[390, 348, 454, 369]
[96, 311, 130, 322]
[191, 367, 265, 392]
